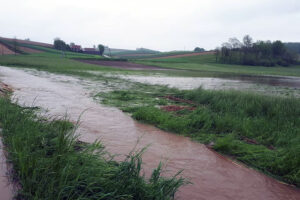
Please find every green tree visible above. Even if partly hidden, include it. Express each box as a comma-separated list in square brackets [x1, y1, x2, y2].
[194, 47, 205, 52]
[272, 40, 285, 56]
[53, 38, 67, 51]
[98, 44, 105, 56]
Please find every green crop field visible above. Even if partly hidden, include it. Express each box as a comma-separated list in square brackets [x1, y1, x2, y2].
[136, 54, 300, 77]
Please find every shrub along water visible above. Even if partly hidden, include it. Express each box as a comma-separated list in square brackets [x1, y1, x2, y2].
[0, 97, 185, 199]
[97, 87, 300, 186]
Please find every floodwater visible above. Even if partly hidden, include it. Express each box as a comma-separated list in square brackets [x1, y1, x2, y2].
[0, 66, 299, 200]
[111, 74, 300, 97]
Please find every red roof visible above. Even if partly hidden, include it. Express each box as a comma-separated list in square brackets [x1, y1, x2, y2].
[70, 44, 81, 49]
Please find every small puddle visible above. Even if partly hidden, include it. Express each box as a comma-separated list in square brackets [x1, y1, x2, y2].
[0, 66, 299, 200]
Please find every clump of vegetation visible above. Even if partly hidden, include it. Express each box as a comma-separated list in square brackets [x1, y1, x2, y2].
[215, 35, 298, 67]
[194, 47, 205, 52]
[97, 86, 300, 186]
[0, 97, 185, 199]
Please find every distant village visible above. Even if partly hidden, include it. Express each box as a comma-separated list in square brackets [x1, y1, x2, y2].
[69, 43, 100, 55]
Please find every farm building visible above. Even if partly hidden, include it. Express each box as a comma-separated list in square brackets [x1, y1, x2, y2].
[70, 44, 82, 52]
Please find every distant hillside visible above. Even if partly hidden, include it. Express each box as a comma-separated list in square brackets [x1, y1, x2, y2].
[0, 37, 53, 48]
[104, 47, 160, 58]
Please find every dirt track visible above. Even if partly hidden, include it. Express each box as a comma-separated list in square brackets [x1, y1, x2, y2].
[150, 51, 215, 59]
[77, 60, 168, 70]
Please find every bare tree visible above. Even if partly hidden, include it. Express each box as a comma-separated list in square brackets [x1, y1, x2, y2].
[243, 35, 253, 48]
[229, 37, 242, 49]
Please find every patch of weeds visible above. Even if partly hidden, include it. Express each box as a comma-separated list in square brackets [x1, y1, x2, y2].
[0, 97, 186, 199]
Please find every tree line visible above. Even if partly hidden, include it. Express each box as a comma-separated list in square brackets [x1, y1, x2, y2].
[53, 38, 105, 55]
[215, 35, 299, 67]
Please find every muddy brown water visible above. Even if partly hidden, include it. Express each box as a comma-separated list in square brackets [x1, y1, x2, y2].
[0, 66, 299, 200]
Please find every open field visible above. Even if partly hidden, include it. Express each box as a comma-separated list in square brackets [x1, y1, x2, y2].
[136, 54, 300, 77]
[0, 43, 15, 55]
[146, 51, 215, 59]
[0, 36, 53, 48]
[77, 59, 169, 70]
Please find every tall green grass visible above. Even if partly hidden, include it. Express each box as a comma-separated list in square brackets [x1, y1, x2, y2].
[97, 87, 300, 186]
[0, 98, 185, 199]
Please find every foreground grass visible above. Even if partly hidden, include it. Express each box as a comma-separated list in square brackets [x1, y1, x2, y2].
[0, 97, 185, 199]
[96, 85, 300, 186]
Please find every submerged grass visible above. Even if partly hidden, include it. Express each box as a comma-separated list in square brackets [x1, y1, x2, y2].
[0, 97, 185, 199]
[96, 86, 300, 186]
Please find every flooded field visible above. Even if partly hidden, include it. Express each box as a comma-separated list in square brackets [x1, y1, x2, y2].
[0, 66, 299, 200]
[110, 74, 300, 97]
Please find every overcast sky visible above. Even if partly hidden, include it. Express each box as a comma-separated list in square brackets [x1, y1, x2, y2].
[0, 0, 299, 51]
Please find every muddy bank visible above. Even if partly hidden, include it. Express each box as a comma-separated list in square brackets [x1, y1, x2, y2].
[0, 66, 299, 200]
[76, 59, 169, 70]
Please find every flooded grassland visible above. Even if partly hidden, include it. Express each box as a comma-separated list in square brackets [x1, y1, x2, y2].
[0, 66, 299, 200]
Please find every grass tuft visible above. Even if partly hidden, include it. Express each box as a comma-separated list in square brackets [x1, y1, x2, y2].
[0, 98, 185, 199]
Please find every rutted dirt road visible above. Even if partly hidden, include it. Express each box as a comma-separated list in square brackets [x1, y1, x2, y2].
[0, 66, 299, 200]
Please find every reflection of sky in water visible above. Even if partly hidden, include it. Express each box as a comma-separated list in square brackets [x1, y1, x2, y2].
[113, 75, 300, 98]
[115, 76, 245, 90]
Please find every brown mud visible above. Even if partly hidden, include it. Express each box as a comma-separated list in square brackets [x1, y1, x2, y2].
[0, 66, 299, 200]
[0, 44, 15, 55]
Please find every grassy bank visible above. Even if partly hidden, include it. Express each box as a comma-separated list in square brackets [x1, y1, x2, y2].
[96, 85, 300, 186]
[0, 97, 185, 199]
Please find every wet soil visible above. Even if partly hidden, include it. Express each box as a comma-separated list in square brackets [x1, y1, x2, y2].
[0, 44, 15, 55]
[76, 60, 169, 70]
[0, 66, 299, 200]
